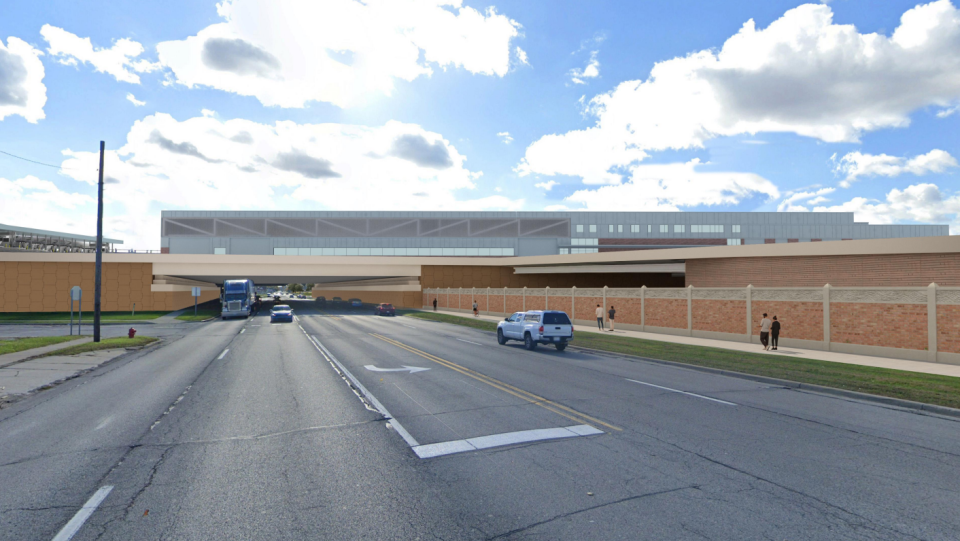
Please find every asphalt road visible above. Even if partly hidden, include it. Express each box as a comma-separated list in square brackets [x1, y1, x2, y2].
[1, 298, 958, 540]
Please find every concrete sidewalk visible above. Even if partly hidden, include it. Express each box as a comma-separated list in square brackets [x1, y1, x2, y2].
[0, 337, 93, 369]
[427, 309, 960, 378]
[0, 349, 127, 396]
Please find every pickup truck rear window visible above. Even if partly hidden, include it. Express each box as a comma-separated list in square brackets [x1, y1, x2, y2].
[543, 313, 571, 325]
[524, 314, 540, 322]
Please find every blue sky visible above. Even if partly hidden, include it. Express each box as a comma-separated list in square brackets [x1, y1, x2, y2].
[2, 0, 959, 248]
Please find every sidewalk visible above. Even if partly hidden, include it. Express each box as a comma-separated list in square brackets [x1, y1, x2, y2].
[0, 337, 93, 369]
[0, 349, 127, 396]
[429, 309, 960, 378]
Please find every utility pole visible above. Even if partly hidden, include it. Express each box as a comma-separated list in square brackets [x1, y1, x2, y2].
[93, 141, 104, 343]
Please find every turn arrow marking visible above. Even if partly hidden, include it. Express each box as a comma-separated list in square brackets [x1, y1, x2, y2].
[364, 365, 430, 374]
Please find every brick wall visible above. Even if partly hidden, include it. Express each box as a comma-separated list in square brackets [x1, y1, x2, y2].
[938, 305, 960, 354]
[646, 298, 687, 329]
[421, 265, 683, 289]
[609, 298, 643, 326]
[751, 301, 823, 341]
[547, 296, 572, 316]
[693, 300, 745, 335]
[830, 303, 927, 351]
[687, 253, 960, 287]
[0, 261, 218, 312]
[575, 296, 603, 323]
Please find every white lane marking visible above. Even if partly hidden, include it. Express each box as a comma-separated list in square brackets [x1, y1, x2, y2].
[413, 425, 603, 459]
[364, 365, 430, 374]
[300, 329, 420, 448]
[240, 329, 245, 334]
[625, 379, 737, 406]
[51, 485, 114, 541]
[94, 417, 112, 431]
[400, 324, 417, 329]
[456, 338, 483, 346]
[217, 348, 229, 360]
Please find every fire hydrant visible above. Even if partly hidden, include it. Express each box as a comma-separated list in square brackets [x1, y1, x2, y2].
[128, 327, 137, 339]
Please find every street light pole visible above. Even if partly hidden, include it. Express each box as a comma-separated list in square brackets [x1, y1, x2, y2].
[93, 141, 104, 343]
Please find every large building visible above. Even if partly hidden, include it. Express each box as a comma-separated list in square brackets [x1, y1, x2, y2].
[1, 223, 123, 253]
[160, 211, 948, 257]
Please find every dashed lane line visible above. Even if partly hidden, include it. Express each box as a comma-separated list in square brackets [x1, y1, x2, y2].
[50, 485, 113, 541]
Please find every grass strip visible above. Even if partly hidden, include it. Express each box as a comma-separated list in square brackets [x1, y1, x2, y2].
[405, 312, 960, 410]
[0, 335, 83, 356]
[40, 336, 159, 357]
[0, 311, 169, 323]
[175, 310, 221, 322]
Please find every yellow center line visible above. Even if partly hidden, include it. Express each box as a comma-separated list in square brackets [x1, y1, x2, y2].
[370, 333, 622, 431]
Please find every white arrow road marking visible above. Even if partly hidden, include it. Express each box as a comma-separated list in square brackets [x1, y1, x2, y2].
[51, 485, 113, 541]
[364, 365, 431, 374]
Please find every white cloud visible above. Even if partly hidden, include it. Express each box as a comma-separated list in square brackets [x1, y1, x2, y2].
[0, 175, 95, 234]
[834, 149, 958, 186]
[0, 37, 46, 123]
[813, 183, 960, 233]
[534, 180, 558, 191]
[41, 25, 160, 84]
[521, 1, 960, 189]
[53, 113, 522, 248]
[156, 0, 522, 109]
[570, 51, 599, 85]
[497, 131, 513, 144]
[564, 159, 780, 211]
[937, 104, 960, 117]
[777, 187, 835, 211]
[544, 204, 572, 211]
[515, 46, 529, 66]
[201, 108, 216, 117]
[126, 93, 145, 106]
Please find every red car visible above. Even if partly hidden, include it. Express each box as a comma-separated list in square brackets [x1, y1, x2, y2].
[374, 303, 396, 316]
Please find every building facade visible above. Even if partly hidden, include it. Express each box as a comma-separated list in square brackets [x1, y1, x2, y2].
[160, 211, 948, 257]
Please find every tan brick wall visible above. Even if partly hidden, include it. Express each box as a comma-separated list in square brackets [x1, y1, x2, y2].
[751, 301, 823, 341]
[938, 305, 960, 354]
[524, 295, 546, 312]
[506, 294, 523, 314]
[687, 253, 960, 287]
[575, 296, 604, 323]
[830, 303, 927, 350]
[693, 300, 745, 335]
[311, 289, 422, 309]
[0, 261, 218, 312]
[608, 298, 643, 326]
[488, 292, 505, 313]
[547, 296, 573, 317]
[646, 298, 687, 329]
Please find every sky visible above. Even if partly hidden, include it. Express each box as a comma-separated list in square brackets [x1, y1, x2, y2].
[1, 0, 959, 249]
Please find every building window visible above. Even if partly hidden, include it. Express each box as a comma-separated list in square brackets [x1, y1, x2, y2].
[674, 225, 685, 233]
[576, 224, 583, 233]
[359, 248, 371, 256]
[732, 225, 741, 233]
[298, 248, 310, 256]
[647, 225, 652, 233]
[559, 248, 569, 254]
[618, 224, 623, 233]
[608, 224, 613, 233]
[726, 239, 742, 246]
[273, 248, 285, 255]
[214, 247, 226, 255]
[659, 225, 668, 233]
[589, 224, 597, 233]
[631, 225, 640, 233]
[692, 225, 724, 233]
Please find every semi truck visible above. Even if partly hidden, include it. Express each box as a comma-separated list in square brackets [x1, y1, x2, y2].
[222, 279, 256, 319]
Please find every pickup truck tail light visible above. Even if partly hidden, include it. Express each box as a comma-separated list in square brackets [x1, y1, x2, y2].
[539, 325, 544, 333]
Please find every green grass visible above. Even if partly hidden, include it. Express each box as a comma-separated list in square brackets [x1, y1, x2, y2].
[404, 312, 960, 410]
[0, 311, 170, 323]
[0, 335, 83, 356]
[40, 336, 159, 357]
[175, 310, 221, 322]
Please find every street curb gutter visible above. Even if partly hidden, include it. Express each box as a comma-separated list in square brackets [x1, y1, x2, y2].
[405, 315, 960, 420]
[570, 345, 960, 420]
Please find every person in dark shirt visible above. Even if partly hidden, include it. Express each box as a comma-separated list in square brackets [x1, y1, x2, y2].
[608, 305, 616, 331]
[771, 315, 781, 351]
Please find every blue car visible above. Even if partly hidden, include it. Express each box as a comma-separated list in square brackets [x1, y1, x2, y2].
[271, 305, 294, 323]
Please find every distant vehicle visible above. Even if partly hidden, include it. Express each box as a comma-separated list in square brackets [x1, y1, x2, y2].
[374, 303, 395, 316]
[273, 295, 280, 303]
[349, 298, 363, 308]
[316, 296, 326, 307]
[299, 294, 307, 299]
[497, 310, 573, 351]
[222, 279, 255, 319]
[331, 297, 342, 306]
[271, 304, 293, 323]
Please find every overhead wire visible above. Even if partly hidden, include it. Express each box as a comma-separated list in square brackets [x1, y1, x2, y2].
[0, 148, 90, 171]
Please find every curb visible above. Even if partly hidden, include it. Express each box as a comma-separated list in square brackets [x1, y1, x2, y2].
[569, 345, 960, 420]
[409, 314, 960, 420]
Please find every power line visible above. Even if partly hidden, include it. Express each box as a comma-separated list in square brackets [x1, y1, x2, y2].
[0, 149, 85, 171]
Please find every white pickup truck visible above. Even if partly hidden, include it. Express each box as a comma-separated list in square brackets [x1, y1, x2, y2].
[497, 310, 574, 351]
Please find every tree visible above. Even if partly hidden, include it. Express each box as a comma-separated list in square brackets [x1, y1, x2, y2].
[287, 283, 304, 293]
[305, 283, 314, 292]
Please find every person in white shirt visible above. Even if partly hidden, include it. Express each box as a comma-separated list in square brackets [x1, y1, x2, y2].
[759, 313, 772, 351]
[595, 304, 604, 330]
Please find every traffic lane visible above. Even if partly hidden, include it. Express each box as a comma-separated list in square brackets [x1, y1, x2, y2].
[81, 307, 471, 540]
[300, 316, 913, 539]
[355, 316, 960, 539]
[0, 317, 247, 541]
[299, 315, 594, 448]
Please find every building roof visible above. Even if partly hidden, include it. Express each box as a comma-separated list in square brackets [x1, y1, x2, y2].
[0, 223, 123, 245]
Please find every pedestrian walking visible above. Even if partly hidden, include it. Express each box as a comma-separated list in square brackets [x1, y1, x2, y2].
[473, 300, 479, 317]
[759, 313, 772, 351]
[771, 315, 781, 351]
[433, 298, 437, 311]
[608, 305, 616, 331]
[595, 304, 604, 330]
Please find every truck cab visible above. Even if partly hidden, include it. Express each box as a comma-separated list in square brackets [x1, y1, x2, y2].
[222, 279, 255, 319]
